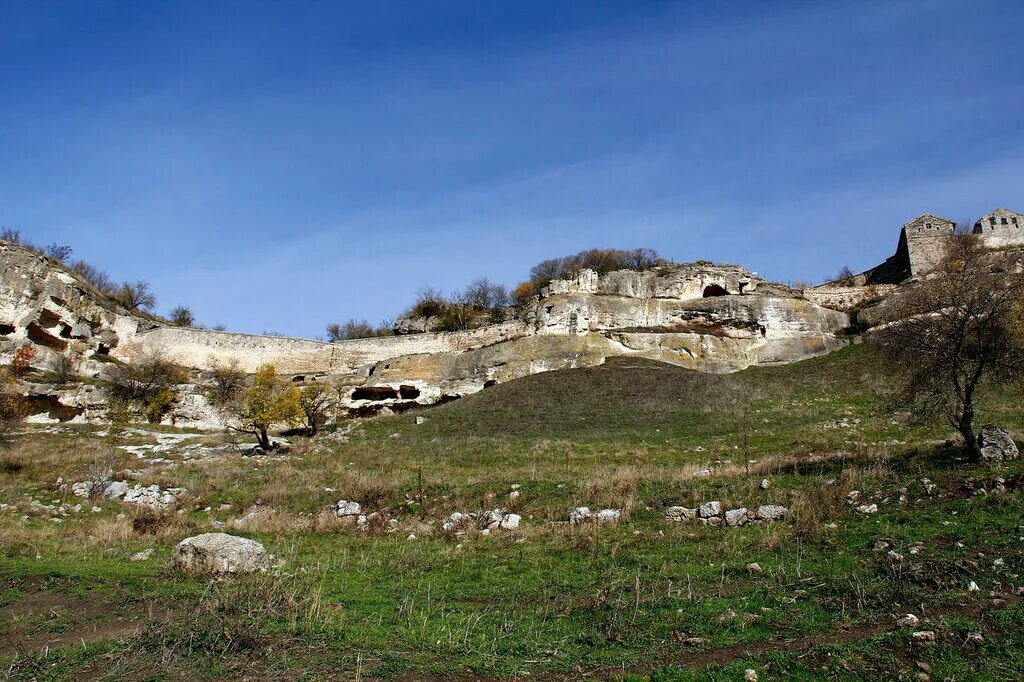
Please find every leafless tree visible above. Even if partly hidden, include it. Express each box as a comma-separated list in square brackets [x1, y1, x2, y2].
[115, 280, 157, 313]
[49, 352, 79, 384]
[169, 306, 195, 327]
[70, 261, 117, 295]
[44, 243, 73, 262]
[463, 278, 511, 309]
[107, 350, 186, 403]
[875, 236, 1024, 460]
[206, 358, 245, 406]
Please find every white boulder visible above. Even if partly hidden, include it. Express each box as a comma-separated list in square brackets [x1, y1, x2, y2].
[172, 533, 269, 574]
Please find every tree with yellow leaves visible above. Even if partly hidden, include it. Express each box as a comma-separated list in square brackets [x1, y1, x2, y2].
[232, 364, 302, 450]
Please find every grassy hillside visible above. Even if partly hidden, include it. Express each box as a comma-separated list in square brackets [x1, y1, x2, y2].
[1, 344, 1023, 680]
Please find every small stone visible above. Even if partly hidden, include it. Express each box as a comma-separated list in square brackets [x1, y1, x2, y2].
[131, 548, 154, 561]
[744, 670, 758, 682]
[698, 501, 722, 518]
[759, 479, 770, 490]
[666, 506, 696, 521]
[911, 630, 936, 643]
[968, 581, 980, 592]
[336, 500, 362, 517]
[716, 609, 737, 623]
[596, 508, 621, 524]
[978, 425, 1019, 462]
[754, 505, 787, 522]
[414, 416, 427, 425]
[855, 504, 879, 514]
[746, 562, 762, 574]
[966, 632, 983, 644]
[569, 507, 592, 524]
[724, 508, 749, 527]
[897, 614, 920, 628]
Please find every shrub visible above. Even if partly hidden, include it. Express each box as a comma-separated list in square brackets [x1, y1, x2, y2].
[298, 381, 332, 435]
[10, 344, 37, 378]
[326, 319, 392, 341]
[517, 248, 665, 302]
[0, 368, 28, 448]
[168, 306, 195, 327]
[408, 287, 449, 318]
[70, 261, 117, 295]
[144, 389, 176, 423]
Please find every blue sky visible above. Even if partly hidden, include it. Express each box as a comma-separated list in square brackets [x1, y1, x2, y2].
[2, 1, 1022, 337]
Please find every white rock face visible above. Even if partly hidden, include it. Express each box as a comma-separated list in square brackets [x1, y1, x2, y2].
[172, 533, 269, 574]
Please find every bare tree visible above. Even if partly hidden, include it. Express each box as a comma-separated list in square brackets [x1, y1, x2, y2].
[115, 280, 157, 312]
[463, 278, 511, 309]
[70, 261, 116, 295]
[45, 243, 73, 262]
[875, 236, 1024, 460]
[298, 381, 332, 436]
[48, 352, 79, 384]
[106, 350, 186, 404]
[206, 358, 245, 406]
[955, 217, 977, 236]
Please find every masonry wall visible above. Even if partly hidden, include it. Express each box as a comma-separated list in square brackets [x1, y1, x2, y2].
[122, 321, 532, 374]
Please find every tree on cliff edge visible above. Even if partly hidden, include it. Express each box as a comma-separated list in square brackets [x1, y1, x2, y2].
[876, 236, 1024, 460]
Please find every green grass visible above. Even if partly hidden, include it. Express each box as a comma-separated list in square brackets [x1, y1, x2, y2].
[1, 344, 1023, 679]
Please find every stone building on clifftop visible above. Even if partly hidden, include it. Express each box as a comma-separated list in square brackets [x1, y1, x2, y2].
[861, 212, 956, 285]
[973, 208, 1024, 248]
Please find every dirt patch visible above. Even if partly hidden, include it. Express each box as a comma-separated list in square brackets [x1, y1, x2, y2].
[0, 581, 161, 658]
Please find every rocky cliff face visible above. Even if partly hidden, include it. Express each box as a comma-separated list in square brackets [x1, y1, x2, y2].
[0, 241, 851, 427]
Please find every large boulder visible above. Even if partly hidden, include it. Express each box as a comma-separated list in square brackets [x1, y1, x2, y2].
[978, 425, 1019, 463]
[172, 533, 269, 574]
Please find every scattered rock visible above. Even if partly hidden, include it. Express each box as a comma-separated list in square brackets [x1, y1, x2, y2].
[968, 581, 980, 592]
[336, 500, 362, 517]
[744, 670, 758, 682]
[666, 506, 696, 521]
[172, 533, 270, 574]
[897, 614, 920, 628]
[911, 630, 936, 643]
[724, 507, 749, 527]
[569, 507, 592, 524]
[596, 508, 621, 524]
[979, 425, 1019, 462]
[124, 484, 185, 510]
[746, 562, 762, 574]
[698, 501, 722, 518]
[855, 503, 879, 514]
[130, 548, 154, 561]
[414, 416, 427, 425]
[759, 478, 771, 490]
[754, 505, 787, 522]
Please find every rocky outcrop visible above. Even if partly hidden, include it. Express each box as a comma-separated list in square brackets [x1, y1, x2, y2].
[1, 241, 851, 424]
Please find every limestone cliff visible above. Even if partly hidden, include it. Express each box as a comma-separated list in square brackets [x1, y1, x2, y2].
[1, 240, 849, 426]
